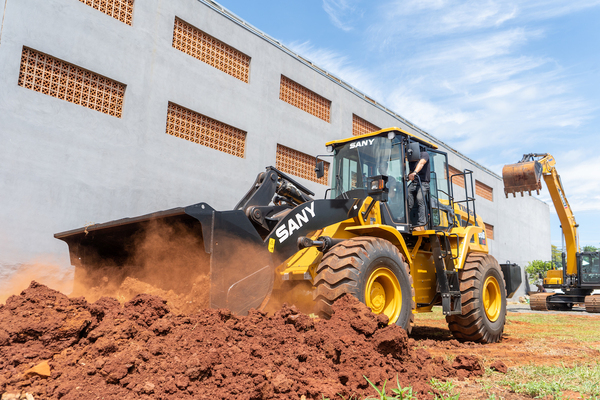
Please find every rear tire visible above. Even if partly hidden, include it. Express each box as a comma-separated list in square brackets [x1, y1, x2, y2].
[313, 237, 415, 333]
[446, 253, 506, 343]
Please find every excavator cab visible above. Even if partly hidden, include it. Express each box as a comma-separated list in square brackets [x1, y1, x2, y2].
[579, 252, 600, 287]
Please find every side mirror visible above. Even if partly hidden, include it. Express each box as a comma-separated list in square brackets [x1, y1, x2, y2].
[406, 142, 421, 163]
[315, 160, 324, 179]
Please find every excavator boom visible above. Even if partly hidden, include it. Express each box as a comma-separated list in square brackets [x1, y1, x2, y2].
[502, 153, 579, 276]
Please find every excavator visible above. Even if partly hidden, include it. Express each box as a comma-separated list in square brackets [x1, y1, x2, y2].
[56, 127, 522, 343]
[503, 153, 600, 312]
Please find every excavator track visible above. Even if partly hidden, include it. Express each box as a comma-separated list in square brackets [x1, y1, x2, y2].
[585, 295, 600, 313]
[530, 293, 554, 311]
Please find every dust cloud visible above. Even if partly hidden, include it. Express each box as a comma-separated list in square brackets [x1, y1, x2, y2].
[0, 261, 73, 304]
[3, 218, 325, 318]
[74, 219, 210, 314]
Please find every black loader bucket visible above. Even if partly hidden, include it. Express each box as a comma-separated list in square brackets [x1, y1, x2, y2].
[55, 202, 273, 315]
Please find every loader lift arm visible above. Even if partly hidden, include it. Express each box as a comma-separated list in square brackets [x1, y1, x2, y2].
[234, 166, 315, 237]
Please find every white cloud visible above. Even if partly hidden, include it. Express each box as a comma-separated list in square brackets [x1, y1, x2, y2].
[286, 40, 383, 100]
[322, 0, 363, 31]
[305, 0, 600, 211]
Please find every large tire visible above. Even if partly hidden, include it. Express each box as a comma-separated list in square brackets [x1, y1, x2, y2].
[313, 237, 415, 333]
[446, 253, 506, 343]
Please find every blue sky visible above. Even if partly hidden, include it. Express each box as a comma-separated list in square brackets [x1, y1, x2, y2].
[216, 0, 600, 252]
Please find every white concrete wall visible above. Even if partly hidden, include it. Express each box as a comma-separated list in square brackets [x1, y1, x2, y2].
[0, 0, 549, 298]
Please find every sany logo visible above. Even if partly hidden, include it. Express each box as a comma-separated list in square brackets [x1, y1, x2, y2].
[349, 138, 375, 149]
[275, 202, 316, 243]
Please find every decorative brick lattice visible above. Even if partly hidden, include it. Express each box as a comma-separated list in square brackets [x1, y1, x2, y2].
[276, 144, 329, 185]
[79, 0, 134, 25]
[279, 76, 331, 122]
[352, 114, 380, 136]
[476, 180, 493, 202]
[448, 165, 465, 188]
[165, 103, 246, 158]
[18, 47, 125, 117]
[484, 223, 494, 240]
[172, 18, 250, 83]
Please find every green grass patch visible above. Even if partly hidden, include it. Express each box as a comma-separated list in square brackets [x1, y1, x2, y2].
[489, 363, 600, 399]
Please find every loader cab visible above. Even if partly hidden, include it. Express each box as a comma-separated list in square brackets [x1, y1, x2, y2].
[326, 128, 453, 232]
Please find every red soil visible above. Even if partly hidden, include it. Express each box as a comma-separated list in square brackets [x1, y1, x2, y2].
[0, 282, 484, 399]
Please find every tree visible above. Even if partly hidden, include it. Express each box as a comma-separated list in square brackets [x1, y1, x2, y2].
[582, 245, 599, 252]
[525, 260, 553, 284]
[551, 245, 562, 269]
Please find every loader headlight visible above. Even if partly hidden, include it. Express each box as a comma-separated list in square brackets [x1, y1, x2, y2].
[370, 178, 385, 191]
[368, 175, 388, 194]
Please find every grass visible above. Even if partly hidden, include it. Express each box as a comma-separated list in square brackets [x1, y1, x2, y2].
[493, 363, 600, 399]
[429, 378, 460, 400]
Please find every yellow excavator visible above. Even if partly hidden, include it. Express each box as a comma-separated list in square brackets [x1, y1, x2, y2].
[56, 128, 523, 343]
[503, 153, 600, 312]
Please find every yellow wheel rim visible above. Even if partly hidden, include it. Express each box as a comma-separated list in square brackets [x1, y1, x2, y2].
[365, 267, 402, 324]
[483, 275, 501, 322]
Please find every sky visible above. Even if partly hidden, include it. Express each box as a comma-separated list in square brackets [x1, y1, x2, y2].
[216, 0, 600, 252]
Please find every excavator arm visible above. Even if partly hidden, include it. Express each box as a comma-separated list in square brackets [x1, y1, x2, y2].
[502, 153, 579, 275]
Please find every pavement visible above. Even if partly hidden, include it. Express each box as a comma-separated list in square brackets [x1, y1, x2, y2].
[506, 302, 600, 316]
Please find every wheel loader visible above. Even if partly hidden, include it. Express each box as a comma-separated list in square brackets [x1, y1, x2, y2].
[56, 127, 522, 343]
[503, 153, 600, 312]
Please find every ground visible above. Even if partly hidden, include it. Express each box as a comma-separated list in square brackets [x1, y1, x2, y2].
[411, 304, 600, 399]
[1, 284, 599, 400]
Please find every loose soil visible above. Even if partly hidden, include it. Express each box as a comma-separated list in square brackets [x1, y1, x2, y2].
[2, 283, 599, 399]
[0, 282, 479, 400]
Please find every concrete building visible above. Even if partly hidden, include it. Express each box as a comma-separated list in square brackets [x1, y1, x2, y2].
[0, 0, 549, 297]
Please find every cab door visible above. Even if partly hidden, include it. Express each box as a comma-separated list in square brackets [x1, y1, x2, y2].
[427, 150, 452, 229]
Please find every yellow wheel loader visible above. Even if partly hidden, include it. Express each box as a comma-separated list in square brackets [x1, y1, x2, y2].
[503, 153, 600, 312]
[56, 128, 521, 343]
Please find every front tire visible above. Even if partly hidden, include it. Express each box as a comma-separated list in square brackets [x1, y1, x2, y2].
[446, 253, 506, 343]
[313, 237, 415, 333]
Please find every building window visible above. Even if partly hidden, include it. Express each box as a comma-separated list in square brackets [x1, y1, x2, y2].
[172, 18, 250, 83]
[78, 0, 134, 25]
[352, 114, 380, 136]
[276, 144, 329, 185]
[165, 102, 246, 158]
[448, 165, 465, 189]
[484, 223, 494, 240]
[279, 75, 331, 122]
[18, 47, 125, 117]
[476, 180, 493, 202]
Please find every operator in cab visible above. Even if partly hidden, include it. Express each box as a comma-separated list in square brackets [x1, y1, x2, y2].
[407, 148, 430, 231]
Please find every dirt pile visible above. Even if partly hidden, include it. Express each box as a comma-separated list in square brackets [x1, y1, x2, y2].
[0, 282, 483, 399]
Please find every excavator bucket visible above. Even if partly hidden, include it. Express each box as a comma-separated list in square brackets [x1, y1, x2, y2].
[55, 202, 273, 315]
[502, 160, 543, 198]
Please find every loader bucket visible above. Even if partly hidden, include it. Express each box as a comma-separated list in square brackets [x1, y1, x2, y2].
[502, 160, 543, 197]
[55, 203, 273, 315]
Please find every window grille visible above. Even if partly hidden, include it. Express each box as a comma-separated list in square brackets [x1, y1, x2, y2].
[448, 165, 465, 188]
[484, 223, 495, 240]
[165, 102, 246, 158]
[172, 18, 250, 83]
[78, 0, 134, 25]
[276, 144, 329, 185]
[352, 114, 380, 136]
[18, 47, 125, 118]
[279, 75, 331, 122]
[476, 180, 493, 202]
